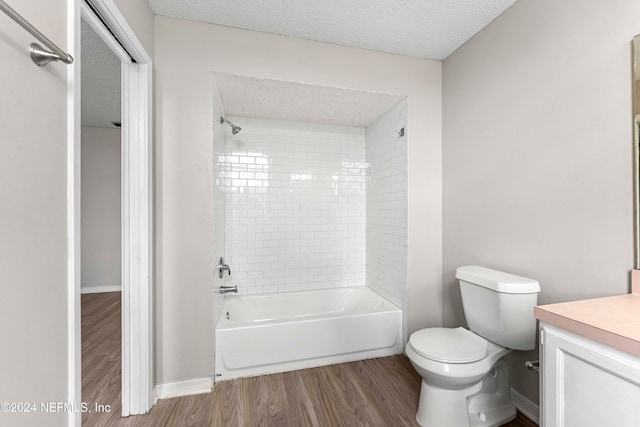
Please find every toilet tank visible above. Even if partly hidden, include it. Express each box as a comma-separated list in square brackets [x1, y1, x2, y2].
[456, 265, 541, 351]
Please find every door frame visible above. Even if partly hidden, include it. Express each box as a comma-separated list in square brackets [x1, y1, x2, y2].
[67, 0, 153, 424]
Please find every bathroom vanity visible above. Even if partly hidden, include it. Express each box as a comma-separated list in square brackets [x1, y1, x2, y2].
[535, 293, 640, 427]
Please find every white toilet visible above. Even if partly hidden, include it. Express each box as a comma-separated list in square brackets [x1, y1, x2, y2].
[406, 265, 540, 427]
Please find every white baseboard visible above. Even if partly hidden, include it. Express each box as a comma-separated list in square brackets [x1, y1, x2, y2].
[81, 285, 122, 294]
[511, 388, 540, 425]
[155, 377, 212, 399]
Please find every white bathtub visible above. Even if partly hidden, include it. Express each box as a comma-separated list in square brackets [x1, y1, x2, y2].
[214, 286, 403, 381]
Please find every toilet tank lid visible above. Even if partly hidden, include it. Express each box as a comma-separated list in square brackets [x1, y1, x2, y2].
[456, 265, 540, 294]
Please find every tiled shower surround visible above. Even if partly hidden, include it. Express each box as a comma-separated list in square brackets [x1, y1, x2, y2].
[218, 103, 407, 318]
[220, 118, 367, 294]
[365, 100, 408, 335]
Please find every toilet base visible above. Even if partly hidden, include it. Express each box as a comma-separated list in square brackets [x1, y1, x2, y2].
[416, 380, 482, 427]
[416, 359, 517, 427]
[467, 359, 516, 427]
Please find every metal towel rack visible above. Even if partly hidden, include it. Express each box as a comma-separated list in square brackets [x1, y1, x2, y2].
[0, 0, 73, 66]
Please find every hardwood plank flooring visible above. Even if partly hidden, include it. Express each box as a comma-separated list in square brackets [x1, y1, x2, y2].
[82, 292, 123, 427]
[82, 293, 537, 427]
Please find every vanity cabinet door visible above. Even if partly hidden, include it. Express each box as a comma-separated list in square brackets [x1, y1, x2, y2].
[541, 323, 640, 427]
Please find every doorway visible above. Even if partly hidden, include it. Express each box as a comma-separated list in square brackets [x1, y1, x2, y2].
[79, 13, 123, 423]
[68, 1, 153, 425]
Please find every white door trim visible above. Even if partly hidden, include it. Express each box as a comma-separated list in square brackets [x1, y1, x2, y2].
[67, 3, 81, 424]
[68, 0, 153, 424]
[120, 52, 153, 417]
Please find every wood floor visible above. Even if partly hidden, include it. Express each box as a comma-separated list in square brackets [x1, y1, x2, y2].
[82, 292, 122, 425]
[82, 293, 537, 427]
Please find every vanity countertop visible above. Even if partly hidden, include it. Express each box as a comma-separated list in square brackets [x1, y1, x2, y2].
[535, 293, 640, 357]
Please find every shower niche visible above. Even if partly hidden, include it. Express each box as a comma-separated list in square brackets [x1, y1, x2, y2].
[212, 72, 408, 332]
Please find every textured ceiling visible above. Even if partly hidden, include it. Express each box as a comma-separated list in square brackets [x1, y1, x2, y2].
[148, 0, 517, 60]
[214, 73, 404, 127]
[81, 19, 121, 128]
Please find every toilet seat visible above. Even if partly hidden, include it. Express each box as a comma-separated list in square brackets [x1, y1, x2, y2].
[408, 327, 488, 363]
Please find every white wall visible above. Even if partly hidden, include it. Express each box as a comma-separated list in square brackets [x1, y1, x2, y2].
[443, 0, 640, 405]
[366, 100, 408, 338]
[223, 117, 366, 294]
[81, 126, 121, 292]
[212, 79, 225, 379]
[155, 16, 442, 385]
[0, 1, 68, 425]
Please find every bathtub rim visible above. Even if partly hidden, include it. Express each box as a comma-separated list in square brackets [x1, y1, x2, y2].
[215, 285, 402, 329]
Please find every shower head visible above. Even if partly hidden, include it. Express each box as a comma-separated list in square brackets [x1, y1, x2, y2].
[220, 116, 242, 135]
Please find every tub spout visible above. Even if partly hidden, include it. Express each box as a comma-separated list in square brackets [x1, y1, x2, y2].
[218, 285, 238, 295]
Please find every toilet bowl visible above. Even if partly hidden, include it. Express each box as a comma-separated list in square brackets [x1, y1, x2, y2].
[406, 266, 540, 427]
[406, 328, 515, 427]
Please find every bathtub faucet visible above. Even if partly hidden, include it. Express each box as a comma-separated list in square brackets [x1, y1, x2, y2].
[218, 285, 238, 295]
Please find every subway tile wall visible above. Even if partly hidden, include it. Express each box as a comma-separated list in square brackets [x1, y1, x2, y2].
[221, 117, 367, 294]
[365, 100, 408, 337]
[213, 107, 226, 291]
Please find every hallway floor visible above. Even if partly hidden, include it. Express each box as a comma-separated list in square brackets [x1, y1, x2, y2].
[82, 292, 537, 426]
